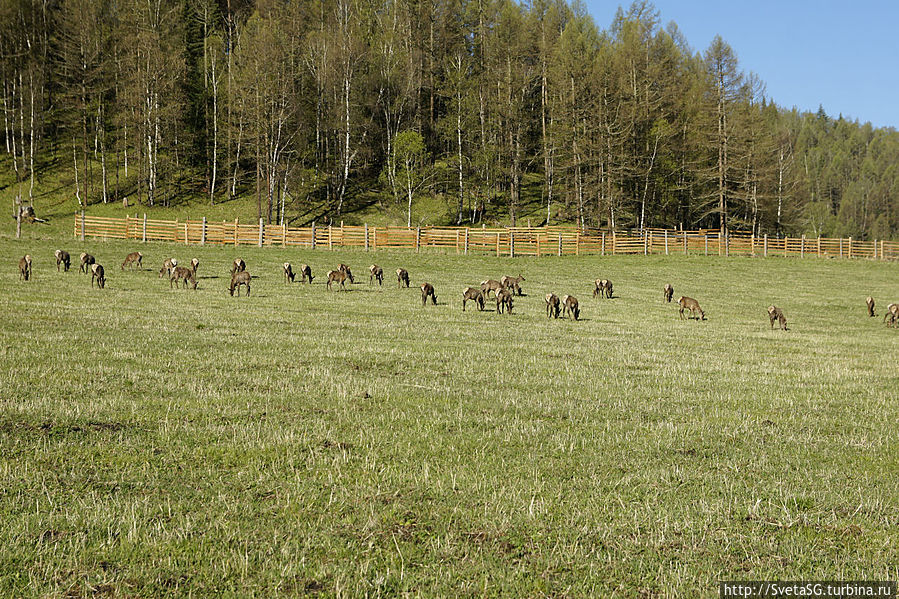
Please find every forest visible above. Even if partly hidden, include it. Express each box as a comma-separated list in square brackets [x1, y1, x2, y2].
[1, 0, 898, 237]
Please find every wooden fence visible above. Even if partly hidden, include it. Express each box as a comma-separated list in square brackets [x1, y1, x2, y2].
[73, 213, 899, 261]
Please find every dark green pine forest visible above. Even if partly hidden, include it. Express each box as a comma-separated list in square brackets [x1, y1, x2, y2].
[2, 0, 898, 236]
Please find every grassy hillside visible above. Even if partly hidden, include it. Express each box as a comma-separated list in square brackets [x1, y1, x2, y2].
[2, 233, 898, 596]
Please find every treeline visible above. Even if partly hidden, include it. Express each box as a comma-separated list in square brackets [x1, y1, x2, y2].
[2, 0, 898, 237]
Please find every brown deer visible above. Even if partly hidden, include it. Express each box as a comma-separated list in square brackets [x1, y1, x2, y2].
[420, 283, 437, 305]
[462, 287, 485, 311]
[677, 296, 705, 320]
[327, 269, 349, 291]
[170, 266, 198, 289]
[55, 250, 71, 272]
[561, 295, 580, 320]
[664, 284, 674, 303]
[299, 264, 314, 283]
[593, 279, 613, 298]
[767, 305, 787, 330]
[79, 252, 95, 274]
[338, 263, 354, 283]
[159, 258, 178, 278]
[495, 288, 513, 314]
[91, 263, 106, 288]
[545, 293, 560, 318]
[121, 251, 143, 270]
[369, 264, 383, 285]
[18, 255, 32, 281]
[231, 258, 246, 275]
[883, 303, 899, 327]
[191, 258, 199, 274]
[230, 271, 250, 296]
[501, 274, 525, 296]
[396, 268, 410, 288]
[283, 263, 295, 283]
[480, 279, 503, 298]
[866, 296, 876, 317]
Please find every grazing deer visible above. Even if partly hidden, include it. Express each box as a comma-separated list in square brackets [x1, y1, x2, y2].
[121, 251, 142, 270]
[230, 271, 250, 296]
[337, 263, 354, 283]
[369, 264, 383, 285]
[396, 268, 410, 288]
[170, 266, 198, 289]
[501, 274, 525, 296]
[867, 296, 876, 317]
[327, 269, 349, 291]
[767, 305, 787, 330]
[420, 283, 437, 306]
[299, 264, 314, 283]
[231, 258, 246, 275]
[495, 288, 513, 314]
[18, 255, 32, 281]
[593, 279, 612, 298]
[79, 252, 95, 274]
[545, 293, 561, 318]
[664, 284, 674, 303]
[159, 258, 177, 278]
[55, 250, 71, 272]
[91, 263, 106, 288]
[191, 258, 199, 274]
[283, 263, 295, 283]
[677, 296, 705, 320]
[480, 279, 503, 298]
[462, 287, 485, 311]
[883, 303, 899, 327]
[561, 295, 580, 320]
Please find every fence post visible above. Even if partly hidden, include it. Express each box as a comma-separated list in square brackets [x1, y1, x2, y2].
[839, 237, 842, 258]
[664, 230, 669, 255]
[234, 218, 239, 246]
[456, 229, 460, 254]
[763, 234, 768, 257]
[601, 232, 606, 256]
[725, 233, 729, 257]
[200, 217, 206, 245]
[258, 218, 264, 247]
[800, 235, 805, 258]
[874, 239, 878, 260]
[644, 232, 648, 256]
[416, 227, 421, 253]
[817, 237, 821, 257]
[311, 221, 316, 250]
[558, 233, 563, 257]
[142, 213, 147, 243]
[184, 222, 189, 245]
[848, 237, 852, 258]
[704, 234, 708, 256]
[510, 231, 515, 257]
[464, 228, 469, 255]
[496, 232, 500, 257]
[365, 224, 369, 251]
[612, 231, 616, 255]
[373, 227, 377, 250]
[328, 225, 333, 249]
[576, 231, 580, 256]
[80, 211, 86, 241]
[683, 232, 688, 255]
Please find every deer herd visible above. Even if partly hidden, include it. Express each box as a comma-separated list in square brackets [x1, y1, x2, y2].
[13, 248, 898, 330]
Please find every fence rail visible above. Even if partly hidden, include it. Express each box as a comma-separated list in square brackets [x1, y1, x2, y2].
[73, 213, 899, 261]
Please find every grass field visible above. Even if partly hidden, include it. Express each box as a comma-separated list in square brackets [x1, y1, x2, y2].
[2, 233, 898, 597]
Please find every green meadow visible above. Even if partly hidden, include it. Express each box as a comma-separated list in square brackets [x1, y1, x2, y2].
[1, 234, 898, 597]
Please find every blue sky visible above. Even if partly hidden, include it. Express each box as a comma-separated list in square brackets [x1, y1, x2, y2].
[583, 1, 899, 129]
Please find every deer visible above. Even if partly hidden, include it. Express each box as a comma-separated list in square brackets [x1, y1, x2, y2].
[337, 263, 354, 283]
[55, 250, 71, 272]
[867, 296, 876, 317]
[18, 255, 32, 281]
[561, 295, 580, 320]
[79, 252, 95, 274]
[592, 279, 613, 298]
[299, 264, 314, 284]
[664, 284, 674, 303]
[883, 303, 899, 327]
[91, 263, 106, 288]
[767, 305, 787, 330]
[495, 288, 514, 314]
[480, 279, 503, 298]
[327, 269, 350, 291]
[159, 258, 177, 278]
[230, 271, 250, 296]
[462, 287, 485, 311]
[396, 268, 410, 288]
[170, 266, 198, 289]
[121, 251, 142, 270]
[191, 258, 199, 275]
[501, 274, 525, 296]
[369, 264, 383, 285]
[420, 283, 437, 306]
[283, 263, 295, 283]
[677, 296, 706, 320]
[231, 258, 246, 276]
[545, 293, 561, 319]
